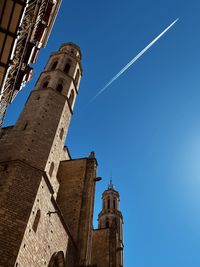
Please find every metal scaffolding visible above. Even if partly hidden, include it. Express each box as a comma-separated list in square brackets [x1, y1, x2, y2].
[0, 0, 62, 126]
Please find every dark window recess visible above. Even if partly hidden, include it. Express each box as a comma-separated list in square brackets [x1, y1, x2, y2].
[32, 210, 41, 232]
[59, 128, 64, 140]
[68, 90, 75, 107]
[108, 199, 110, 209]
[113, 200, 116, 209]
[23, 123, 28, 130]
[43, 81, 49, 88]
[106, 220, 109, 228]
[49, 162, 54, 177]
[51, 61, 57, 70]
[56, 84, 63, 93]
[64, 63, 70, 74]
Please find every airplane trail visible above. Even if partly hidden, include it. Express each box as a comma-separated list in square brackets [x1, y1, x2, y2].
[88, 18, 179, 105]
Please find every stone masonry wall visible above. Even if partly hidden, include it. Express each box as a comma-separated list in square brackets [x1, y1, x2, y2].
[57, 155, 97, 266]
[57, 158, 87, 243]
[0, 161, 42, 267]
[15, 176, 69, 267]
[91, 229, 110, 267]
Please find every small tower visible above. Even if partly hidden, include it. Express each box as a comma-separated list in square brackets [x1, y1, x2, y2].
[92, 180, 124, 267]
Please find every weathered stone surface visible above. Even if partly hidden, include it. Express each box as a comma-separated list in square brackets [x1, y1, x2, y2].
[0, 42, 124, 267]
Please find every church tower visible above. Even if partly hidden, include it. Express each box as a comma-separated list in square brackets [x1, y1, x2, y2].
[91, 180, 124, 267]
[0, 41, 125, 267]
[0, 43, 85, 267]
[0, 42, 82, 192]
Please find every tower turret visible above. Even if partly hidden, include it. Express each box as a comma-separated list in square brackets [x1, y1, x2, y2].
[95, 180, 124, 267]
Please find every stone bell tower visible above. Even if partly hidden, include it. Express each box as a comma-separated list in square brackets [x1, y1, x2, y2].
[0, 43, 83, 266]
[91, 180, 124, 267]
[0, 42, 82, 192]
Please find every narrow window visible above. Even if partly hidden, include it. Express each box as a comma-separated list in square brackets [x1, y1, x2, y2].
[74, 69, 80, 87]
[68, 89, 75, 107]
[23, 123, 28, 130]
[106, 220, 109, 228]
[113, 199, 116, 209]
[51, 61, 57, 70]
[49, 162, 54, 177]
[43, 81, 49, 89]
[64, 63, 70, 74]
[108, 198, 110, 209]
[32, 210, 41, 232]
[56, 84, 63, 93]
[59, 128, 64, 140]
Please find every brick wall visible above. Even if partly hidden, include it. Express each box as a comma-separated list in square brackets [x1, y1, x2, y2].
[91, 228, 110, 267]
[57, 155, 97, 266]
[15, 177, 69, 267]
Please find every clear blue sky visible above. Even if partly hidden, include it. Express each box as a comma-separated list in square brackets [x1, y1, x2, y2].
[4, 1, 200, 266]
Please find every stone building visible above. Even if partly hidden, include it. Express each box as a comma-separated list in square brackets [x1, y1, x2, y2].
[0, 42, 124, 267]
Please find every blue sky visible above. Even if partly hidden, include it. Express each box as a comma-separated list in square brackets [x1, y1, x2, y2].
[4, 1, 200, 266]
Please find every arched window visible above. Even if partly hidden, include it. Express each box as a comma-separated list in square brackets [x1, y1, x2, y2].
[51, 61, 58, 70]
[64, 63, 70, 74]
[48, 251, 65, 267]
[74, 69, 80, 86]
[42, 81, 49, 89]
[56, 84, 63, 93]
[49, 162, 54, 177]
[68, 89, 75, 107]
[59, 128, 64, 140]
[113, 199, 116, 209]
[32, 210, 41, 232]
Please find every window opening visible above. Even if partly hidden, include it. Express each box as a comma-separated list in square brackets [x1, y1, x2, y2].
[108, 198, 110, 209]
[106, 220, 109, 228]
[56, 84, 63, 93]
[64, 63, 70, 74]
[49, 162, 54, 177]
[59, 128, 64, 140]
[32, 210, 41, 232]
[43, 81, 49, 89]
[51, 61, 57, 70]
[23, 123, 28, 130]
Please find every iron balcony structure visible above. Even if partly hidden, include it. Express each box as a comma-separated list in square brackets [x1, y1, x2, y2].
[0, 0, 62, 126]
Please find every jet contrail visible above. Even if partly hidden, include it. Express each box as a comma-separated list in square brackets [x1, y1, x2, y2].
[88, 18, 179, 105]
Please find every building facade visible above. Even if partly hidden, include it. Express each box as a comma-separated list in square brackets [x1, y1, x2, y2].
[0, 42, 124, 267]
[0, 0, 62, 126]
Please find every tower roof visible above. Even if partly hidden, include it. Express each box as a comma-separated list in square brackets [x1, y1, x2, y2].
[59, 42, 82, 59]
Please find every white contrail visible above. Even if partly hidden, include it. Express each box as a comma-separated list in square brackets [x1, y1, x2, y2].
[88, 18, 179, 105]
